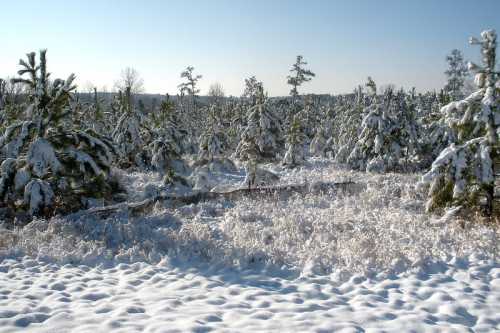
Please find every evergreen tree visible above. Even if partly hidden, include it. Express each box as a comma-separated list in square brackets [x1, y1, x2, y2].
[310, 122, 329, 157]
[235, 85, 281, 160]
[347, 88, 404, 172]
[366, 76, 377, 96]
[242, 76, 263, 106]
[444, 49, 468, 101]
[421, 30, 499, 215]
[287, 55, 315, 98]
[198, 106, 227, 161]
[0, 50, 117, 216]
[178, 66, 202, 138]
[334, 81, 370, 163]
[111, 87, 149, 169]
[178, 66, 202, 98]
[283, 114, 306, 167]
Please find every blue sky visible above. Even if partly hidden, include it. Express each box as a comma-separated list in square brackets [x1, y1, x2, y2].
[1, 0, 499, 96]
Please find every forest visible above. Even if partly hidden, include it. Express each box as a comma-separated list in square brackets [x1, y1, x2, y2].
[0, 30, 498, 224]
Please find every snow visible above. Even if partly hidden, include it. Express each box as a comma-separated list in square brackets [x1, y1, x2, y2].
[0, 159, 498, 331]
[13, 166, 31, 192]
[0, 121, 34, 158]
[27, 138, 62, 178]
[23, 179, 54, 215]
[66, 147, 104, 176]
[0, 254, 498, 333]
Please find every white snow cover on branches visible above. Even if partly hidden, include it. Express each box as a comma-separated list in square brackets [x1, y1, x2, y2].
[27, 138, 61, 178]
[0, 121, 34, 158]
[421, 29, 498, 211]
[23, 179, 54, 215]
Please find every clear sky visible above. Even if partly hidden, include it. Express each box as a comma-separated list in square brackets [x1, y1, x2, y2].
[1, 0, 499, 96]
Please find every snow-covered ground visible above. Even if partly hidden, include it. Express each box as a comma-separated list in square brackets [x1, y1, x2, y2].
[1, 254, 499, 333]
[0, 159, 499, 332]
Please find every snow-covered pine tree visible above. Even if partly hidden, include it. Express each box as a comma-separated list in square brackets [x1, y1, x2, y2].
[149, 134, 190, 187]
[197, 105, 227, 161]
[235, 84, 281, 160]
[111, 87, 150, 169]
[444, 49, 469, 101]
[177, 66, 202, 137]
[310, 121, 329, 157]
[366, 76, 377, 96]
[282, 113, 306, 167]
[227, 100, 246, 150]
[0, 50, 118, 216]
[147, 96, 188, 172]
[242, 76, 263, 106]
[334, 80, 372, 164]
[393, 89, 419, 170]
[287, 55, 315, 98]
[87, 87, 106, 133]
[178, 66, 202, 97]
[150, 96, 187, 155]
[0, 79, 5, 110]
[300, 95, 320, 138]
[417, 92, 456, 168]
[421, 30, 499, 215]
[0, 79, 23, 130]
[347, 88, 403, 172]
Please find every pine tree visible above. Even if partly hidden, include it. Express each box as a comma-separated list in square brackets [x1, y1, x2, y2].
[347, 88, 404, 172]
[444, 49, 468, 101]
[0, 78, 23, 129]
[235, 85, 281, 160]
[421, 30, 499, 215]
[198, 106, 227, 161]
[178, 66, 202, 137]
[282, 114, 306, 167]
[310, 122, 329, 157]
[178, 66, 202, 98]
[111, 87, 149, 169]
[334, 80, 370, 164]
[366, 76, 377, 96]
[151, 96, 186, 154]
[0, 50, 117, 216]
[287, 55, 315, 98]
[242, 76, 263, 106]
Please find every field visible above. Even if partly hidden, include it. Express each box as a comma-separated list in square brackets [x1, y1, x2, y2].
[0, 159, 499, 332]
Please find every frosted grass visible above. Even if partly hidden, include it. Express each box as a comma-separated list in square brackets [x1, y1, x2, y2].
[1, 159, 498, 275]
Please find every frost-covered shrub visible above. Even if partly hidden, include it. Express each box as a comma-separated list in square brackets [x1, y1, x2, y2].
[421, 30, 499, 214]
[0, 50, 119, 217]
